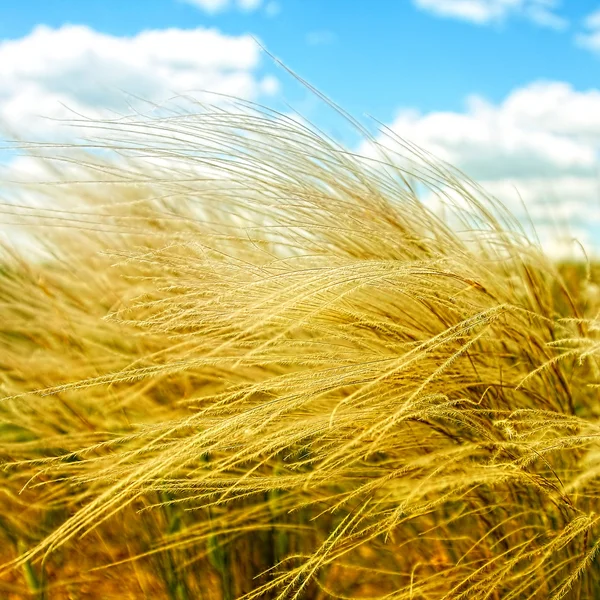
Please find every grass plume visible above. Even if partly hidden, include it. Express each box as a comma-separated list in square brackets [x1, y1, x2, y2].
[0, 98, 599, 598]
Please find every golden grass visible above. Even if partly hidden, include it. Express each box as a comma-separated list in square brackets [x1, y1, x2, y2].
[1, 100, 600, 598]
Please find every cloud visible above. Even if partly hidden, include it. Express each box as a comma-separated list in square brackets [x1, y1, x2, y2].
[264, 2, 281, 17]
[412, 0, 568, 30]
[584, 8, 600, 30]
[526, 4, 568, 30]
[182, 0, 263, 13]
[575, 8, 600, 55]
[372, 84, 599, 180]
[0, 25, 279, 139]
[305, 30, 337, 46]
[237, 0, 263, 11]
[362, 81, 600, 258]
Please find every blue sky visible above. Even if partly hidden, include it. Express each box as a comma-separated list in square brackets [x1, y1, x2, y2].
[1, 0, 600, 257]
[2, 0, 598, 119]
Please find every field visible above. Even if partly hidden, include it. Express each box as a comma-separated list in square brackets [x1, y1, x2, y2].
[1, 104, 600, 599]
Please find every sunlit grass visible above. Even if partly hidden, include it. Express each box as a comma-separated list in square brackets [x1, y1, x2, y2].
[1, 100, 600, 599]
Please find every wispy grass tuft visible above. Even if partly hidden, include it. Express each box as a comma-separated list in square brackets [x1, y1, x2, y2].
[1, 98, 599, 598]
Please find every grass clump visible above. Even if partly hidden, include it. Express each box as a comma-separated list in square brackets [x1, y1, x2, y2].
[0, 100, 599, 599]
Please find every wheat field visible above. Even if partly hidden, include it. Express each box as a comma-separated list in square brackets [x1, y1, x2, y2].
[0, 100, 599, 599]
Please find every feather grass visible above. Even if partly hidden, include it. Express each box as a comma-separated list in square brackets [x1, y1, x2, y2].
[0, 98, 599, 598]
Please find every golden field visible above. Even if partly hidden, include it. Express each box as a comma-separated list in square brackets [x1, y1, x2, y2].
[0, 103, 599, 599]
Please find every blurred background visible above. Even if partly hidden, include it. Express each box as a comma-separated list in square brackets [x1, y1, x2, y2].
[0, 0, 598, 259]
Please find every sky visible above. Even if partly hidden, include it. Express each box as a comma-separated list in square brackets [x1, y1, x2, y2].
[1, 0, 599, 258]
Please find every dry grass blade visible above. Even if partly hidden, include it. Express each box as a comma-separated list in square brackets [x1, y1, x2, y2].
[0, 99, 599, 598]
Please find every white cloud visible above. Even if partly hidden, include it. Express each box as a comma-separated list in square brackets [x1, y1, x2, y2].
[575, 8, 600, 55]
[413, 0, 568, 29]
[0, 25, 278, 139]
[584, 8, 600, 30]
[373, 86, 598, 180]
[237, 0, 263, 11]
[265, 2, 281, 17]
[305, 30, 337, 46]
[362, 81, 600, 258]
[183, 0, 228, 13]
[182, 0, 263, 13]
[526, 4, 568, 30]
[530, 224, 594, 260]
